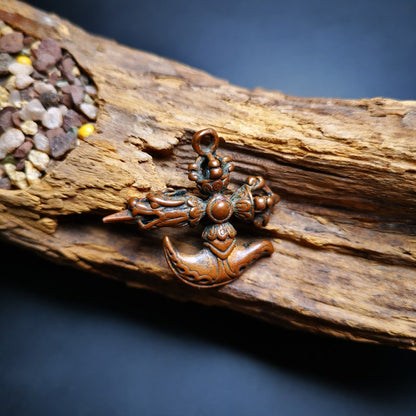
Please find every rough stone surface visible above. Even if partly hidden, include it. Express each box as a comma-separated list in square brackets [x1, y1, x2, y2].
[13, 140, 33, 158]
[0, 127, 25, 158]
[33, 132, 50, 153]
[0, 52, 12, 75]
[33, 81, 57, 94]
[24, 159, 41, 184]
[3, 162, 27, 189]
[0, 32, 24, 53]
[62, 109, 82, 131]
[41, 107, 63, 129]
[0, 106, 17, 133]
[15, 74, 34, 89]
[49, 132, 77, 158]
[20, 99, 46, 121]
[79, 103, 98, 120]
[28, 148, 50, 170]
[20, 119, 38, 135]
[39, 92, 61, 108]
[8, 62, 34, 76]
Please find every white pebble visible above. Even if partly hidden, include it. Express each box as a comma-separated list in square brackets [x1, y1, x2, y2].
[20, 120, 38, 136]
[15, 74, 34, 89]
[4, 163, 28, 189]
[9, 90, 22, 108]
[0, 128, 25, 158]
[8, 62, 34, 76]
[28, 149, 50, 171]
[33, 132, 50, 154]
[20, 99, 46, 121]
[84, 85, 97, 97]
[41, 107, 63, 129]
[80, 103, 98, 120]
[33, 81, 57, 94]
[59, 104, 68, 116]
[24, 160, 42, 185]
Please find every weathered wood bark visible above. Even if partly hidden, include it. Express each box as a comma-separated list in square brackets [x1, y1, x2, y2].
[1, 0, 415, 350]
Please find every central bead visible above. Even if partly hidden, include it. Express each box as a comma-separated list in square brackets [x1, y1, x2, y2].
[207, 195, 233, 223]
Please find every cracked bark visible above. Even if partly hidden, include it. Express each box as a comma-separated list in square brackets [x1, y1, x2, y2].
[1, 0, 415, 350]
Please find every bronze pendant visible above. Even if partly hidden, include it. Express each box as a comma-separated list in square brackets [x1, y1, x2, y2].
[103, 129, 279, 287]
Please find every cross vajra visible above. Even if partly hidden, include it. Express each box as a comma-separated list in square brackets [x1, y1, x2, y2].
[103, 128, 279, 287]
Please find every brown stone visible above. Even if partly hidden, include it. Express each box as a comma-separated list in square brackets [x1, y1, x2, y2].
[49, 131, 76, 158]
[0, 52, 12, 75]
[62, 109, 82, 131]
[11, 111, 21, 127]
[0, 32, 23, 53]
[39, 92, 62, 108]
[13, 140, 33, 158]
[33, 53, 56, 73]
[69, 85, 84, 106]
[0, 106, 17, 134]
[45, 127, 64, 139]
[59, 54, 76, 83]
[0, 176, 12, 189]
[33, 37, 62, 62]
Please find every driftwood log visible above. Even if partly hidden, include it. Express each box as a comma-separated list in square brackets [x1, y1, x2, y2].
[1, 0, 415, 350]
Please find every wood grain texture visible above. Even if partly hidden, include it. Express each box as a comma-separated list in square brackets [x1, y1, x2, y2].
[1, 0, 415, 350]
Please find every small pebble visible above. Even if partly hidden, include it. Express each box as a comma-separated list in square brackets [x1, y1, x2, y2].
[15, 74, 34, 89]
[46, 127, 64, 139]
[14, 140, 33, 158]
[69, 85, 84, 106]
[4, 75, 15, 92]
[28, 149, 49, 171]
[9, 90, 22, 108]
[78, 123, 95, 139]
[0, 127, 25, 158]
[62, 109, 81, 131]
[50, 132, 76, 158]
[20, 120, 38, 135]
[0, 85, 9, 104]
[33, 53, 56, 73]
[0, 106, 16, 133]
[41, 107, 62, 129]
[58, 104, 68, 116]
[39, 92, 61, 108]
[33, 132, 50, 154]
[11, 111, 21, 127]
[79, 103, 98, 120]
[33, 81, 57, 94]
[3, 163, 28, 189]
[0, 25, 14, 36]
[0, 53, 13, 76]
[15, 55, 32, 66]
[0, 176, 12, 189]
[34, 38, 62, 63]
[24, 160, 41, 184]
[84, 85, 97, 97]
[8, 62, 33, 76]
[0, 32, 24, 53]
[20, 99, 46, 121]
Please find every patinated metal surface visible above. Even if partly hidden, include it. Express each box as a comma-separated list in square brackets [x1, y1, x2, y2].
[103, 128, 279, 287]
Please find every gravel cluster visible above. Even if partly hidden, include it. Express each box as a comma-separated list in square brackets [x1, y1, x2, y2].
[0, 22, 98, 190]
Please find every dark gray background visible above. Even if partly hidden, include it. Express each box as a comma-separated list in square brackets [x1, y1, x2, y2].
[1, 1, 416, 415]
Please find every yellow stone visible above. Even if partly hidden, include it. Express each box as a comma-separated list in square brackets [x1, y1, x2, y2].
[78, 123, 95, 139]
[16, 55, 32, 65]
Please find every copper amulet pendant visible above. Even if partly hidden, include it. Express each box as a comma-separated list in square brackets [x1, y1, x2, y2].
[103, 128, 279, 288]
